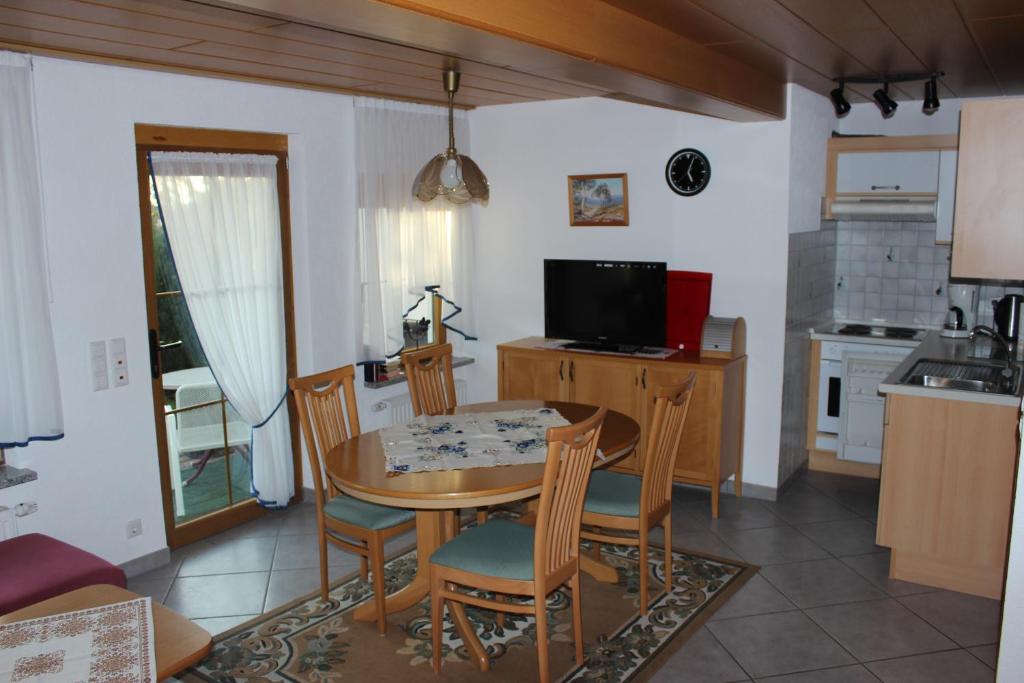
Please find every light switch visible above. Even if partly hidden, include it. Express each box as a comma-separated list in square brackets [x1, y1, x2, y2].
[109, 337, 128, 387]
[90, 340, 108, 391]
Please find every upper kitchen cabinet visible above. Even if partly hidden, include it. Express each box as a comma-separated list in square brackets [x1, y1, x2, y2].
[823, 135, 959, 244]
[951, 99, 1024, 280]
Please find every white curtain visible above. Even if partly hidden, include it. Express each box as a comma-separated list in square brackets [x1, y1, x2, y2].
[150, 152, 292, 506]
[0, 51, 63, 448]
[355, 98, 476, 360]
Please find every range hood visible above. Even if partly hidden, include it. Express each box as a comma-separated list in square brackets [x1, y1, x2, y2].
[825, 195, 938, 222]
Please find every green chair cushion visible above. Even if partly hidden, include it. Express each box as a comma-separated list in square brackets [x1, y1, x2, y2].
[324, 495, 415, 530]
[430, 519, 534, 580]
[583, 469, 642, 518]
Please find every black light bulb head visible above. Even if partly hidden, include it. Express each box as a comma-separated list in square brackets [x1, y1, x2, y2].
[873, 83, 898, 119]
[923, 77, 940, 115]
[830, 83, 851, 117]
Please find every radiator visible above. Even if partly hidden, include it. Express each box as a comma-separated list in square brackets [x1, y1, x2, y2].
[385, 379, 468, 425]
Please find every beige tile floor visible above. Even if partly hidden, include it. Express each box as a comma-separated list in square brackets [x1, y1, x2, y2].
[132, 470, 1001, 682]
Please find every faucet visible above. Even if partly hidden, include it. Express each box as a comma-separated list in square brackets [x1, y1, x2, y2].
[970, 325, 1015, 371]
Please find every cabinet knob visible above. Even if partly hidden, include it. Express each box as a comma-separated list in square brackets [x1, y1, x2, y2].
[641, 368, 647, 389]
[558, 360, 564, 381]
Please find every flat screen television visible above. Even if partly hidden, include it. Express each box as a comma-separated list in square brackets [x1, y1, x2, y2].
[544, 259, 667, 348]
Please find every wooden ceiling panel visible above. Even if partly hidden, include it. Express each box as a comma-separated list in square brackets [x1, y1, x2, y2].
[969, 15, 1024, 93]
[865, 0, 1000, 98]
[600, 0, 750, 45]
[0, 4, 196, 49]
[253, 22, 608, 98]
[95, 0, 287, 30]
[953, 0, 1024, 20]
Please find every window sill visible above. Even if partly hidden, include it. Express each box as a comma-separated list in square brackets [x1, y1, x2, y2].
[364, 356, 475, 389]
[0, 464, 38, 490]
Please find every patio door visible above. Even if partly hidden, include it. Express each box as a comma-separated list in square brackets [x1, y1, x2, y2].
[135, 125, 301, 548]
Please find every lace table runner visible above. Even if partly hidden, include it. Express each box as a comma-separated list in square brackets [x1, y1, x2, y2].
[381, 408, 571, 473]
[0, 596, 156, 683]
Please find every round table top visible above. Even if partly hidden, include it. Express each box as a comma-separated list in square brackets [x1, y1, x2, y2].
[325, 400, 640, 510]
[161, 366, 215, 391]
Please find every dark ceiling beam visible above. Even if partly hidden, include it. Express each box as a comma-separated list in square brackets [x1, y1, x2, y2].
[210, 0, 787, 120]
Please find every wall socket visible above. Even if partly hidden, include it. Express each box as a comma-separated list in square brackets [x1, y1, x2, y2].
[126, 518, 143, 539]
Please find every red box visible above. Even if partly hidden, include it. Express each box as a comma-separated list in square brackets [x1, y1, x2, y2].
[665, 270, 712, 351]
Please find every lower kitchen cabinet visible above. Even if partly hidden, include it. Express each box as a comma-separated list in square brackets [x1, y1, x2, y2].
[876, 393, 1018, 599]
[497, 338, 746, 517]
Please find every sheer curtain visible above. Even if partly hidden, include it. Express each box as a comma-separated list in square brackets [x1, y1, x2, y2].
[0, 51, 63, 448]
[355, 98, 476, 360]
[150, 152, 292, 506]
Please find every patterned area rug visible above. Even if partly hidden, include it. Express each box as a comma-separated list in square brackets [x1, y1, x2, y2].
[180, 539, 755, 682]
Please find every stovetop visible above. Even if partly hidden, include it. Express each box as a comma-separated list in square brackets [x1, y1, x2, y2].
[829, 323, 928, 341]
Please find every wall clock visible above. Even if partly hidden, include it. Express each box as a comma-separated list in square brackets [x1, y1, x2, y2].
[665, 148, 711, 196]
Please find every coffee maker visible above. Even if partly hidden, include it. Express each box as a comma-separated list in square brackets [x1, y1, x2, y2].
[941, 284, 978, 338]
[993, 294, 1023, 354]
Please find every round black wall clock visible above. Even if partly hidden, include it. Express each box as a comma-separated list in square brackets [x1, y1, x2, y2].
[665, 148, 711, 196]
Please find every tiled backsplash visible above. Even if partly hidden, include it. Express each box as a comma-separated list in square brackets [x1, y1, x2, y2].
[787, 225, 836, 327]
[833, 221, 950, 326]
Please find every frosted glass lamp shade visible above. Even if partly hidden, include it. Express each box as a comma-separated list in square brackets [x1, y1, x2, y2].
[413, 150, 489, 204]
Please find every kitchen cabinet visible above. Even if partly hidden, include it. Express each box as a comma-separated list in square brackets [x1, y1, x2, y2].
[951, 98, 1024, 279]
[497, 338, 746, 516]
[835, 150, 939, 194]
[876, 393, 1017, 599]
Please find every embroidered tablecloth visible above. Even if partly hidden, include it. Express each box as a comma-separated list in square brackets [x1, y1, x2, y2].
[0, 596, 156, 683]
[380, 408, 571, 473]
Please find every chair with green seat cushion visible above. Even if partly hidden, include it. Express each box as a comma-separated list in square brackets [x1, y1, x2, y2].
[290, 365, 416, 635]
[430, 408, 608, 683]
[581, 374, 697, 615]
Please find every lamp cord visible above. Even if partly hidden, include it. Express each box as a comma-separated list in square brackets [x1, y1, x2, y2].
[447, 89, 456, 153]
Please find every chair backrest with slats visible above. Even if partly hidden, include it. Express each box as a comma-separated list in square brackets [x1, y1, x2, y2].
[533, 408, 607, 584]
[640, 374, 697, 521]
[401, 343, 457, 417]
[289, 365, 362, 507]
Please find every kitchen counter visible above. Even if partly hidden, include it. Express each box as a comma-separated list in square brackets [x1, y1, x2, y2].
[878, 331, 1023, 407]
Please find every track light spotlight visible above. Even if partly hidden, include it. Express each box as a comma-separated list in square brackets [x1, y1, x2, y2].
[923, 77, 940, 115]
[830, 83, 851, 117]
[873, 84, 898, 118]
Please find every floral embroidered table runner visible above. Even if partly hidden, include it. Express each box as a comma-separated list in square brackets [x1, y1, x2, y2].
[380, 408, 571, 473]
[0, 596, 156, 682]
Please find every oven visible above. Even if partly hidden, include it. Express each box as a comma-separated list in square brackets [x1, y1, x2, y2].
[817, 356, 842, 436]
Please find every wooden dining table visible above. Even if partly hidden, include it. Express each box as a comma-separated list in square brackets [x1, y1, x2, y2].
[324, 399, 640, 670]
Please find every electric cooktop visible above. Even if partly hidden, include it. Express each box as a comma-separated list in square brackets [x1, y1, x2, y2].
[833, 323, 927, 341]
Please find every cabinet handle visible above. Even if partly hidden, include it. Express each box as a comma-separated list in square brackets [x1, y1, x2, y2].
[871, 184, 900, 191]
[641, 368, 647, 389]
[559, 360, 564, 381]
[569, 361, 575, 383]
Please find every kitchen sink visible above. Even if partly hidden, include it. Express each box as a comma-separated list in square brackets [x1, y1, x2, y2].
[900, 359, 1022, 396]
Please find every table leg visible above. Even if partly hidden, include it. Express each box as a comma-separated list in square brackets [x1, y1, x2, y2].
[352, 509, 445, 621]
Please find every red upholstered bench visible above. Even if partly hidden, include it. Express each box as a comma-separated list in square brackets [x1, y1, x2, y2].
[0, 533, 127, 615]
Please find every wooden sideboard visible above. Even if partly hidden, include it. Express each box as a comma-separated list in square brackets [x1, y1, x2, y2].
[497, 337, 746, 517]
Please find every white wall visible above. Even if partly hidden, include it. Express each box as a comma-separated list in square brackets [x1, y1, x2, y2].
[0, 56, 424, 566]
[466, 92, 814, 489]
[788, 85, 835, 233]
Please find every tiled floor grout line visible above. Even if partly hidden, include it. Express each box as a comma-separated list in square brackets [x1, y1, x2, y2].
[703, 622, 755, 682]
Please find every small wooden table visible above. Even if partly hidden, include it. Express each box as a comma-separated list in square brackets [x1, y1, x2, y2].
[0, 584, 212, 680]
[325, 399, 640, 670]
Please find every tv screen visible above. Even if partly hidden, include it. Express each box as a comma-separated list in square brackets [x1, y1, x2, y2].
[544, 259, 667, 347]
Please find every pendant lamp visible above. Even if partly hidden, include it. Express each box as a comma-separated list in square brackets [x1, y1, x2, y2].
[412, 70, 489, 204]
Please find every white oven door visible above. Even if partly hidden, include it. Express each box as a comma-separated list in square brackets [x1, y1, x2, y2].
[817, 358, 842, 435]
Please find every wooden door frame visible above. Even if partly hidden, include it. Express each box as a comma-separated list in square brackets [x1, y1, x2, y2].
[135, 124, 302, 549]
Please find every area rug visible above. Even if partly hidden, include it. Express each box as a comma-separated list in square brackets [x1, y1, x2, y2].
[180, 540, 755, 682]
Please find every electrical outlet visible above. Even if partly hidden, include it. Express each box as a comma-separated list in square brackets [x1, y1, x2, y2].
[126, 518, 143, 539]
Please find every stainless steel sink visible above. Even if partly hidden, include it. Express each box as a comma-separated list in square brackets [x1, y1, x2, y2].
[900, 359, 1022, 396]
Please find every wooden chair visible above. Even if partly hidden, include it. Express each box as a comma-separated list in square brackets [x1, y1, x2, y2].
[401, 342, 457, 417]
[290, 365, 416, 634]
[580, 374, 697, 615]
[429, 408, 607, 683]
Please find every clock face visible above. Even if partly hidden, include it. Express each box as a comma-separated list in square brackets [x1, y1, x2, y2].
[666, 148, 711, 196]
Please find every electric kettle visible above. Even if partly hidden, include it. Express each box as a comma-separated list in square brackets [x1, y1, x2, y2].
[993, 294, 1023, 345]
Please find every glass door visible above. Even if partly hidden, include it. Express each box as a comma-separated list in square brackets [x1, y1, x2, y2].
[136, 126, 300, 548]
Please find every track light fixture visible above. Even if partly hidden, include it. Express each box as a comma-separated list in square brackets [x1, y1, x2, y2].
[830, 82, 851, 117]
[830, 72, 944, 119]
[873, 84, 898, 118]
[923, 77, 940, 115]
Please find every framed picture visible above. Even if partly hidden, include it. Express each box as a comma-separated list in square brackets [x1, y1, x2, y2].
[568, 173, 629, 227]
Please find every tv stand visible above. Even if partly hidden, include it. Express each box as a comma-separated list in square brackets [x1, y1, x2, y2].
[562, 341, 642, 354]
